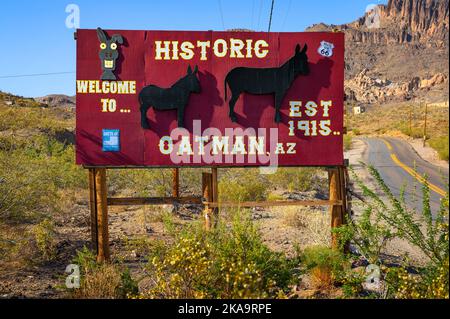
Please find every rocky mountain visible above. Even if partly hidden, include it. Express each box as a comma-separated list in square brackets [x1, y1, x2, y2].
[307, 0, 449, 104]
[34, 94, 76, 109]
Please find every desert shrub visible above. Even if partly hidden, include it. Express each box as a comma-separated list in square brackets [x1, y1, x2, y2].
[122, 235, 163, 258]
[429, 135, 449, 161]
[385, 258, 449, 299]
[281, 207, 330, 246]
[344, 134, 352, 151]
[398, 121, 425, 139]
[335, 205, 394, 265]
[0, 224, 35, 263]
[218, 170, 268, 202]
[141, 211, 297, 299]
[267, 167, 324, 192]
[70, 247, 138, 299]
[301, 246, 346, 288]
[0, 104, 69, 132]
[180, 168, 203, 195]
[108, 168, 174, 197]
[32, 219, 57, 261]
[300, 246, 366, 297]
[335, 164, 449, 298]
[266, 193, 284, 201]
[108, 168, 203, 198]
[0, 135, 85, 222]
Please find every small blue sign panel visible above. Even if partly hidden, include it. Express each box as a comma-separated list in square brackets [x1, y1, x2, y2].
[102, 129, 120, 152]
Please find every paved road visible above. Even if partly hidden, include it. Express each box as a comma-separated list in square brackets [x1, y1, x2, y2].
[360, 137, 448, 214]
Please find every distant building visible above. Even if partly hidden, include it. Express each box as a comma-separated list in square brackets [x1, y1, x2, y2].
[353, 106, 366, 115]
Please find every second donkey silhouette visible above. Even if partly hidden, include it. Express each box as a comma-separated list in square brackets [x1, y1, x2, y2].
[225, 44, 309, 123]
[139, 65, 200, 129]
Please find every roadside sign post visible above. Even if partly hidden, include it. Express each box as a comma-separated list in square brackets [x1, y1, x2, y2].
[172, 168, 180, 198]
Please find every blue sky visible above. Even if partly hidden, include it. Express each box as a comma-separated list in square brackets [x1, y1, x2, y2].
[0, 0, 386, 97]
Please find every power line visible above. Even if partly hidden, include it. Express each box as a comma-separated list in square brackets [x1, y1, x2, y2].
[217, 0, 225, 30]
[0, 71, 75, 79]
[268, 0, 275, 32]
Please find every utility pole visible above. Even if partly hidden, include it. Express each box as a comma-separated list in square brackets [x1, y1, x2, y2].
[268, 0, 275, 32]
[423, 103, 428, 147]
[409, 105, 412, 137]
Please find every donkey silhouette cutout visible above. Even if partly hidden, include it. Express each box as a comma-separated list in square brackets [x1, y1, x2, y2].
[97, 28, 123, 81]
[139, 65, 200, 129]
[224, 44, 309, 123]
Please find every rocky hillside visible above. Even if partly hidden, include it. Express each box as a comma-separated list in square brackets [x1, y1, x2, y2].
[34, 94, 76, 109]
[307, 0, 449, 104]
[0, 91, 75, 109]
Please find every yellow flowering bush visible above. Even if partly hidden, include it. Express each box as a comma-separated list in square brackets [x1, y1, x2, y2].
[144, 236, 213, 298]
[386, 258, 449, 299]
[141, 212, 296, 299]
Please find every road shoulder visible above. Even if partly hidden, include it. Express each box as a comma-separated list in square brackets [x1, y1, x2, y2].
[402, 137, 449, 169]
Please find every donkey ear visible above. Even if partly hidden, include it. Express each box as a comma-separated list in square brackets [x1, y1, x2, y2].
[187, 65, 193, 74]
[194, 65, 198, 74]
[111, 34, 123, 45]
[301, 44, 308, 54]
[295, 44, 301, 54]
[97, 28, 107, 42]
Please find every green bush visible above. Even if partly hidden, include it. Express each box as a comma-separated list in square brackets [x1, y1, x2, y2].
[142, 211, 297, 298]
[398, 121, 424, 139]
[385, 258, 449, 298]
[300, 246, 351, 291]
[32, 219, 57, 261]
[344, 134, 352, 151]
[335, 164, 449, 298]
[0, 104, 69, 132]
[267, 167, 323, 193]
[429, 135, 449, 161]
[0, 134, 85, 222]
[218, 170, 268, 202]
[301, 246, 345, 271]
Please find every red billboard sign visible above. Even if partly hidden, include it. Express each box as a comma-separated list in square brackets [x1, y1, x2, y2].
[76, 29, 344, 167]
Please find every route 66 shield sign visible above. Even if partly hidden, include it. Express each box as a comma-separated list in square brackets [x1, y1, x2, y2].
[318, 41, 334, 57]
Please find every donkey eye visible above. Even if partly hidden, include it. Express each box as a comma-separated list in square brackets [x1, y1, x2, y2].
[110, 43, 117, 50]
[100, 43, 107, 49]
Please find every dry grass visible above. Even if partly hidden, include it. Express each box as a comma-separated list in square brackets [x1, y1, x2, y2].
[72, 263, 123, 299]
[281, 207, 330, 246]
[347, 102, 449, 138]
[310, 265, 334, 290]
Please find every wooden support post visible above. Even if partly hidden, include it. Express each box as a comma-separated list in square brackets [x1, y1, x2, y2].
[211, 167, 219, 227]
[94, 168, 110, 262]
[88, 169, 98, 252]
[329, 167, 347, 250]
[172, 168, 180, 198]
[202, 172, 213, 230]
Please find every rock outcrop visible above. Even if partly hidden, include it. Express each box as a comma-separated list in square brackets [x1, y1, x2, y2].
[307, 0, 449, 104]
[345, 70, 447, 103]
[310, 0, 449, 45]
[34, 94, 76, 109]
